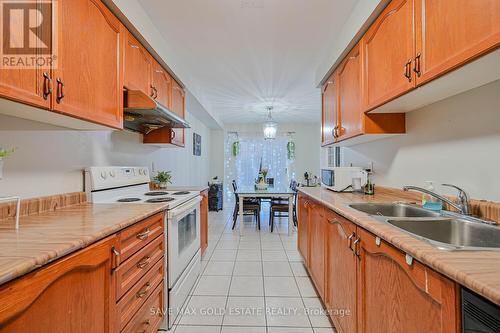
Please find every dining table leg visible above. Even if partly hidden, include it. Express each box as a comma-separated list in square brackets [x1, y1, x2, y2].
[239, 195, 244, 236]
[288, 194, 293, 235]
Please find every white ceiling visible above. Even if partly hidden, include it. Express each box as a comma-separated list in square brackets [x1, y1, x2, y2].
[138, 0, 357, 124]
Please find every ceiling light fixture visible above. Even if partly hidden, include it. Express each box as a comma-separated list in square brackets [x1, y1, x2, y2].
[263, 106, 277, 140]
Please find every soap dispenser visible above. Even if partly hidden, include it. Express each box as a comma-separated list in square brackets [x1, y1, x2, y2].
[422, 181, 442, 211]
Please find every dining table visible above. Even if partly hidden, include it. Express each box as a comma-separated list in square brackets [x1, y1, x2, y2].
[235, 185, 296, 236]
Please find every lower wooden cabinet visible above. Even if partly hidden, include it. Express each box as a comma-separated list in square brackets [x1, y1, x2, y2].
[325, 210, 358, 333]
[297, 193, 460, 333]
[307, 201, 326, 299]
[297, 194, 310, 266]
[356, 228, 459, 333]
[0, 236, 117, 333]
[200, 189, 209, 256]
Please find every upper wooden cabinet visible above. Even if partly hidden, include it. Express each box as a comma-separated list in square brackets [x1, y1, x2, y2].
[325, 210, 357, 333]
[52, 0, 123, 129]
[337, 43, 363, 141]
[152, 60, 173, 108]
[356, 228, 459, 333]
[321, 72, 338, 146]
[362, 0, 416, 111]
[171, 80, 186, 146]
[414, 0, 500, 86]
[123, 31, 153, 96]
[0, 236, 117, 333]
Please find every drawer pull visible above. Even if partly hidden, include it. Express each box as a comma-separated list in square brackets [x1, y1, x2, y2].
[136, 228, 151, 240]
[405, 254, 414, 266]
[136, 282, 152, 298]
[137, 256, 151, 269]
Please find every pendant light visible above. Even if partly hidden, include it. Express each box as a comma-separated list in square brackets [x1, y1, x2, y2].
[263, 106, 278, 140]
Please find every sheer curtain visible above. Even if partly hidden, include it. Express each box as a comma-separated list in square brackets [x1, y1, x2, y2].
[225, 132, 296, 201]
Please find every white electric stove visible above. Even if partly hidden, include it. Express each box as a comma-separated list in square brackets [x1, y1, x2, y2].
[85, 166, 202, 330]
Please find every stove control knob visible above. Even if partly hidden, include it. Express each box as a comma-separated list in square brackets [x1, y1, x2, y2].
[100, 171, 107, 180]
[109, 170, 116, 178]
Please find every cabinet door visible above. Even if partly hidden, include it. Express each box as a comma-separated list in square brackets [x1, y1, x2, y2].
[337, 43, 363, 141]
[325, 211, 357, 333]
[0, 1, 52, 109]
[200, 190, 209, 256]
[152, 60, 172, 108]
[321, 72, 338, 146]
[415, 0, 500, 85]
[297, 194, 309, 265]
[0, 236, 117, 333]
[307, 201, 326, 299]
[356, 228, 459, 333]
[123, 31, 153, 96]
[52, 0, 123, 129]
[362, 0, 415, 111]
[171, 80, 186, 147]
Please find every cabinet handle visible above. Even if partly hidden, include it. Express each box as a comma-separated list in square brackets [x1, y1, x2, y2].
[413, 53, 421, 77]
[111, 246, 121, 268]
[352, 237, 361, 258]
[136, 228, 151, 240]
[332, 126, 338, 139]
[42, 72, 52, 100]
[150, 85, 156, 98]
[154, 87, 158, 99]
[405, 254, 414, 266]
[56, 78, 65, 103]
[137, 256, 151, 269]
[136, 282, 152, 298]
[347, 233, 355, 251]
[404, 59, 412, 82]
[171, 130, 176, 140]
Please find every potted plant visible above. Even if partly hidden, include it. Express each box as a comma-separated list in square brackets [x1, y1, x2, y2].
[0, 148, 15, 179]
[153, 171, 172, 189]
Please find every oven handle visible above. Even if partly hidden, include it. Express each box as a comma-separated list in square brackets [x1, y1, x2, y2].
[168, 196, 202, 219]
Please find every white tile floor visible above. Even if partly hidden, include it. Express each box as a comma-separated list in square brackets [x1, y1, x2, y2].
[168, 203, 336, 333]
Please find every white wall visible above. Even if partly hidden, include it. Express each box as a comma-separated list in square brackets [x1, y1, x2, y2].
[327, 80, 500, 202]
[209, 129, 225, 181]
[224, 122, 321, 183]
[0, 92, 212, 198]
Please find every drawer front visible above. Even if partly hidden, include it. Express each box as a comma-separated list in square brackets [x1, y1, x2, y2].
[115, 235, 164, 300]
[118, 212, 164, 262]
[117, 258, 164, 331]
[121, 282, 164, 333]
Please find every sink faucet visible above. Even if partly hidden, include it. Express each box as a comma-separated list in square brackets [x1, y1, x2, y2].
[403, 184, 470, 215]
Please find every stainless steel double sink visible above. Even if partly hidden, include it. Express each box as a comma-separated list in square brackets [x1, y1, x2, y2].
[348, 203, 500, 250]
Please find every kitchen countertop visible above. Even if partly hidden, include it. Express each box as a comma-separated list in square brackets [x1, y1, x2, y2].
[165, 186, 209, 192]
[298, 186, 500, 306]
[0, 202, 167, 286]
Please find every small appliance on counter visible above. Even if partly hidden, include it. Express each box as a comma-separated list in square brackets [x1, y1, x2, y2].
[321, 167, 368, 192]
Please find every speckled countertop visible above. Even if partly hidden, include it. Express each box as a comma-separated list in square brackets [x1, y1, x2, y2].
[0, 203, 167, 286]
[298, 187, 500, 306]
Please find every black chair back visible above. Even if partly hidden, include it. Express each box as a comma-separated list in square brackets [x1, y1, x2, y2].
[232, 180, 239, 201]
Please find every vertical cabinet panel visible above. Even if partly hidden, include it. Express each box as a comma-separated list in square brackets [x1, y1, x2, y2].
[362, 0, 415, 111]
[297, 194, 309, 265]
[321, 73, 338, 146]
[415, 0, 500, 85]
[0, 236, 117, 333]
[325, 211, 357, 333]
[200, 190, 209, 256]
[171, 80, 186, 147]
[307, 202, 326, 299]
[53, 0, 123, 129]
[0, 1, 52, 109]
[337, 43, 363, 141]
[123, 31, 152, 96]
[356, 228, 458, 333]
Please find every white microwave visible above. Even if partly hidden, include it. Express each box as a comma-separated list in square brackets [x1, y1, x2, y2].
[321, 167, 367, 192]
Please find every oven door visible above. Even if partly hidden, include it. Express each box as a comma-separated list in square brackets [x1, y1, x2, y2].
[167, 196, 201, 288]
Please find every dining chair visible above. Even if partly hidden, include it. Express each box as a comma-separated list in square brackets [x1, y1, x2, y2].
[231, 180, 261, 230]
[268, 180, 299, 232]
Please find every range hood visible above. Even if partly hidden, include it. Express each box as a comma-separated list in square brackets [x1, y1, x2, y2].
[123, 90, 190, 134]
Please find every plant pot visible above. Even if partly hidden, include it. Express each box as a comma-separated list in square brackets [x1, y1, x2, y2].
[158, 182, 168, 189]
